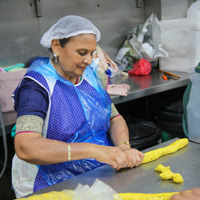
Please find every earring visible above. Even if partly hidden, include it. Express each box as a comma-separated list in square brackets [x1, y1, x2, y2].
[54, 54, 58, 63]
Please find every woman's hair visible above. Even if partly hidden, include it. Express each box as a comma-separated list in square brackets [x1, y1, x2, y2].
[59, 38, 70, 48]
[48, 38, 70, 54]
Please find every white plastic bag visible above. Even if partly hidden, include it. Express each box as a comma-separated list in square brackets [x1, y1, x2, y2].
[136, 13, 168, 62]
[187, 0, 200, 19]
[115, 13, 168, 70]
[159, 18, 200, 72]
[73, 179, 122, 200]
[187, 73, 200, 139]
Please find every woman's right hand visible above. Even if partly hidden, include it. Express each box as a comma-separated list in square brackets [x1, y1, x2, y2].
[93, 145, 129, 170]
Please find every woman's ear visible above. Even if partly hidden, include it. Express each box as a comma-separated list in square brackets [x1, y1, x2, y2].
[51, 39, 61, 55]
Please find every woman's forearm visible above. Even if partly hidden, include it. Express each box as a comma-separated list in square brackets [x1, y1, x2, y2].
[14, 132, 97, 165]
[14, 131, 132, 169]
[109, 115, 129, 146]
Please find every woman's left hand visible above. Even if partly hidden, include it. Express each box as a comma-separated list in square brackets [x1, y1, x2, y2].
[109, 115, 144, 168]
[125, 148, 144, 168]
[118, 144, 144, 168]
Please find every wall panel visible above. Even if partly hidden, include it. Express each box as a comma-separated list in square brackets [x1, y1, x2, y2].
[0, 0, 144, 67]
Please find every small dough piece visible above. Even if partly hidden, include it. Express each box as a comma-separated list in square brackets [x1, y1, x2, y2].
[173, 173, 184, 184]
[160, 169, 174, 180]
[155, 164, 170, 172]
[155, 164, 184, 184]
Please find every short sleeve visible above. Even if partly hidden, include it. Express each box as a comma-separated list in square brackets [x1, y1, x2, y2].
[97, 70, 120, 119]
[97, 70, 109, 90]
[14, 78, 49, 134]
[14, 78, 49, 119]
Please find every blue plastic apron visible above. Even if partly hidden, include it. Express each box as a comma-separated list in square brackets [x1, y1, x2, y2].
[15, 57, 112, 192]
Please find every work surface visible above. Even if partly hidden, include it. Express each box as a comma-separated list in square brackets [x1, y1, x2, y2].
[110, 69, 190, 104]
[190, 136, 200, 144]
[29, 138, 200, 196]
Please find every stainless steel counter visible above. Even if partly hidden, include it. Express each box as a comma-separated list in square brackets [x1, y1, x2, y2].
[29, 138, 200, 196]
[110, 70, 190, 104]
[190, 136, 200, 144]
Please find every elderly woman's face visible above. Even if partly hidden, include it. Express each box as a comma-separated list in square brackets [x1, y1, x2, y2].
[52, 33, 97, 80]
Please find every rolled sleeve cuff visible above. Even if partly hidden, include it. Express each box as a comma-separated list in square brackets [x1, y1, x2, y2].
[16, 115, 44, 134]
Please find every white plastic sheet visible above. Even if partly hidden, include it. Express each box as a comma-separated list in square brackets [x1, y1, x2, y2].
[73, 179, 122, 200]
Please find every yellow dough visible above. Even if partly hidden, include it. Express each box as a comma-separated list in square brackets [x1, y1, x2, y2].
[18, 189, 191, 200]
[142, 138, 189, 164]
[173, 173, 184, 183]
[155, 164, 170, 172]
[155, 164, 184, 183]
[116, 192, 178, 200]
[17, 190, 74, 200]
[18, 190, 180, 200]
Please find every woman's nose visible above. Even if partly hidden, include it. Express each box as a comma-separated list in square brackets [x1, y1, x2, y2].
[83, 55, 93, 65]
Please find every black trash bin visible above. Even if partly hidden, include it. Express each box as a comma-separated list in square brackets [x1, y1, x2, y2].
[153, 93, 185, 142]
[125, 117, 161, 150]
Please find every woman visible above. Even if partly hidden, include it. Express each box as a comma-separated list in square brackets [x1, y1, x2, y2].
[12, 15, 144, 198]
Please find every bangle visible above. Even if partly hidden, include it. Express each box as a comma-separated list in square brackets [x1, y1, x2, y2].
[117, 141, 131, 148]
[68, 144, 71, 161]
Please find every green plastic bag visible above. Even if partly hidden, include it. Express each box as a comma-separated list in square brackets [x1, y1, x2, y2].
[182, 63, 200, 139]
[11, 124, 16, 137]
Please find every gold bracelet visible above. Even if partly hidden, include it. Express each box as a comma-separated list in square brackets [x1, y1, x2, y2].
[117, 141, 131, 147]
[68, 144, 71, 161]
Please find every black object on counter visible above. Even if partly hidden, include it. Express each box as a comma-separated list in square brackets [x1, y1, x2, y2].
[153, 90, 185, 141]
[125, 117, 161, 150]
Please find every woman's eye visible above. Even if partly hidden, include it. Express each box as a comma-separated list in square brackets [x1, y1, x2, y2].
[91, 51, 96, 56]
[78, 51, 87, 56]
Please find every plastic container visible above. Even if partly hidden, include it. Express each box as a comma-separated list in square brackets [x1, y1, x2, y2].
[159, 18, 200, 72]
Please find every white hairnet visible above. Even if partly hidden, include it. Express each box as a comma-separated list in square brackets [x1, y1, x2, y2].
[40, 15, 101, 48]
